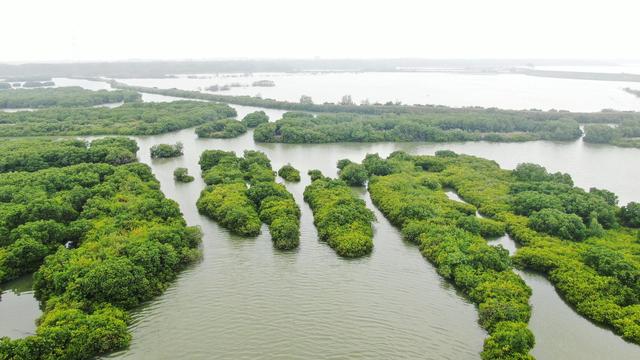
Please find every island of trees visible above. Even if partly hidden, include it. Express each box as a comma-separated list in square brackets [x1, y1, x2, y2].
[253, 111, 582, 143]
[584, 122, 640, 148]
[150, 142, 184, 159]
[241, 111, 269, 128]
[303, 171, 375, 257]
[195, 118, 247, 138]
[106, 80, 640, 148]
[174, 167, 195, 183]
[278, 164, 301, 182]
[0, 138, 201, 359]
[0, 87, 141, 109]
[0, 101, 236, 136]
[196, 150, 300, 249]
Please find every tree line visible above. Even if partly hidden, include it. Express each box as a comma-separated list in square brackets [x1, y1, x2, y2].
[195, 118, 247, 138]
[253, 111, 583, 143]
[0, 137, 138, 173]
[110, 80, 640, 124]
[584, 121, 640, 148]
[0, 101, 236, 136]
[0, 87, 141, 109]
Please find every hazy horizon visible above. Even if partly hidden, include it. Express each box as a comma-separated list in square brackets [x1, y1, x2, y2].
[4, 0, 640, 63]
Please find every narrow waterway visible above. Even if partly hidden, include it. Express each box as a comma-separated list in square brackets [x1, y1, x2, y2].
[101, 129, 485, 359]
[0, 275, 39, 339]
[1, 90, 639, 358]
[444, 189, 640, 359]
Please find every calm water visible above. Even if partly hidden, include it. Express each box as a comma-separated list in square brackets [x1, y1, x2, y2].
[117, 71, 640, 112]
[445, 190, 640, 359]
[0, 275, 39, 339]
[98, 125, 640, 359]
[0, 77, 639, 358]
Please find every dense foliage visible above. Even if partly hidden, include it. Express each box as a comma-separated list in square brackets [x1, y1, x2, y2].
[403, 152, 640, 345]
[366, 153, 534, 359]
[196, 150, 300, 249]
[241, 111, 269, 128]
[150, 142, 184, 159]
[303, 173, 375, 257]
[253, 111, 582, 144]
[0, 137, 138, 173]
[0, 143, 201, 358]
[173, 167, 194, 183]
[584, 122, 640, 148]
[0, 87, 141, 109]
[195, 118, 247, 138]
[0, 101, 236, 136]
[338, 162, 368, 186]
[620, 202, 640, 228]
[277, 164, 300, 182]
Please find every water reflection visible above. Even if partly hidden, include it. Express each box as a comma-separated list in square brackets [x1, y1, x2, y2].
[0, 275, 39, 339]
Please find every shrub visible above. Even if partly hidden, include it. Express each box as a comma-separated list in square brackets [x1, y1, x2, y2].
[195, 119, 247, 138]
[620, 202, 640, 228]
[528, 208, 587, 241]
[241, 111, 269, 128]
[150, 142, 183, 158]
[339, 163, 368, 186]
[278, 164, 301, 182]
[173, 167, 194, 182]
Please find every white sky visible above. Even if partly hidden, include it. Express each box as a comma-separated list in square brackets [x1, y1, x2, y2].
[2, 0, 639, 63]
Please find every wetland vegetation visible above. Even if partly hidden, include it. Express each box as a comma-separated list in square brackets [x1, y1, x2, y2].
[304, 172, 375, 257]
[196, 150, 300, 249]
[0, 101, 236, 136]
[0, 87, 140, 109]
[0, 138, 200, 359]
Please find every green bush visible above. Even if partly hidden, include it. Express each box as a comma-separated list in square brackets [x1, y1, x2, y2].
[620, 202, 640, 228]
[195, 118, 247, 138]
[278, 164, 301, 182]
[339, 163, 368, 186]
[173, 167, 194, 182]
[150, 142, 183, 158]
[529, 208, 587, 241]
[0, 86, 140, 109]
[241, 111, 269, 128]
[0, 101, 236, 136]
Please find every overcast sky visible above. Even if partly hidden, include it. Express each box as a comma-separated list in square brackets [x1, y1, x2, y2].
[2, 0, 639, 63]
